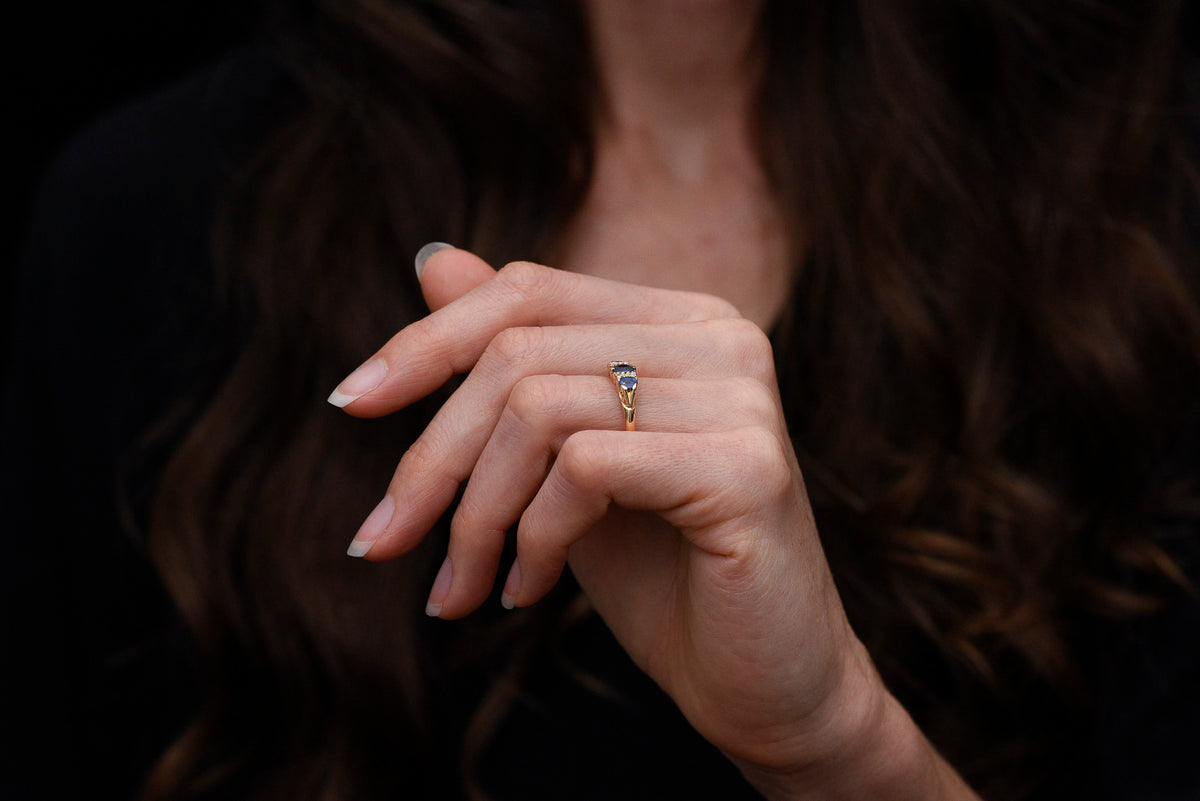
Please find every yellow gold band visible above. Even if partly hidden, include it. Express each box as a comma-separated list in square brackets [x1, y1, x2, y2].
[608, 361, 638, 432]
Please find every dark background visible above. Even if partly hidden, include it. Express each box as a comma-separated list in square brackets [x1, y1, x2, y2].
[9, 1, 263, 324]
[10, 4, 1200, 337]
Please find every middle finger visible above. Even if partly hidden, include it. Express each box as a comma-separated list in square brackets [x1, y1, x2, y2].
[434, 373, 781, 615]
[359, 317, 774, 561]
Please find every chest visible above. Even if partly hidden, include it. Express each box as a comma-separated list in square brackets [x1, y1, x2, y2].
[554, 140, 793, 329]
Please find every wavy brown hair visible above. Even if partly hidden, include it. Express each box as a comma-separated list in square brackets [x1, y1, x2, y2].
[142, 1, 1200, 799]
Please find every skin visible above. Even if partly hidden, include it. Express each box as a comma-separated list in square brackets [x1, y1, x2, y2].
[330, 2, 985, 798]
[331, 250, 980, 800]
[557, 0, 791, 327]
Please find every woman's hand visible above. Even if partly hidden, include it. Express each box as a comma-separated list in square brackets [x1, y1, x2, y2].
[331, 247, 979, 800]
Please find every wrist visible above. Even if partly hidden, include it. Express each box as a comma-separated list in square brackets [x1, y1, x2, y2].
[735, 639, 974, 801]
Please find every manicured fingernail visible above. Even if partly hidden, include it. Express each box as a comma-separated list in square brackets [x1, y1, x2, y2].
[414, 241, 453, 280]
[346, 495, 394, 557]
[426, 557, 453, 617]
[500, 559, 521, 610]
[328, 358, 388, 407]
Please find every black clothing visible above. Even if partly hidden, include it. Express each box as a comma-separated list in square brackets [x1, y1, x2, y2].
[4, 48, 1199, 801]
[2, 48, 754, 801]
[3, 49, 281, 801]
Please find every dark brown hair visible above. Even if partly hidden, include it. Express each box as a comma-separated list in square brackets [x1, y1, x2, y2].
[143, 1, 1200, 799]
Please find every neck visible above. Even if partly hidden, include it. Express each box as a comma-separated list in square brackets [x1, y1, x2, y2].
[582, 0, 765, 139]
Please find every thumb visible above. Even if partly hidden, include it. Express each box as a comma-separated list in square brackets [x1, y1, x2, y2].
[415, 243, 497, 311]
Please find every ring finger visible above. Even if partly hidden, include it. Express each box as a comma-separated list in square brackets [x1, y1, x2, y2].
[433, 373, 781, 617]
[356, 318, 775, 561]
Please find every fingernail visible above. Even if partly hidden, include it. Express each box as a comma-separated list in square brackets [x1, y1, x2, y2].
[414, 242, 453, 280]
[328, 358, 388, 408]
[426, 557, 453, 617]
[346, 495, 394, 557]
[500, 558, 521, 610]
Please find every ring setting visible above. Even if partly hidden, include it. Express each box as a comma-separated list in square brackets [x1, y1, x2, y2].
[608, 361, 638, 431]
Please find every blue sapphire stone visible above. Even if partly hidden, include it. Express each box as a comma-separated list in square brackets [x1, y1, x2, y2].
[619, 375, 637, 391]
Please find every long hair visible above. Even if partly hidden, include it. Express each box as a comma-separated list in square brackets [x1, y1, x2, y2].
[143, 1, 1200, 798]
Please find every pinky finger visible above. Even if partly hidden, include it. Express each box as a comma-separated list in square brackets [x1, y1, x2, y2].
[504, 427, 791, 607]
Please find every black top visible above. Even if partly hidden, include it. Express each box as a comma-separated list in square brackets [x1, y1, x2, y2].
[4, 48, 1200, 801]
[3, 50, 268, 800]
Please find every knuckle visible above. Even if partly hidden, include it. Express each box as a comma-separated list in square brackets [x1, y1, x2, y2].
[719, 317, 776, 380]
[687, 291, 742, 321]
[729, 427, 793, 498]
[449, 502, 503, 549]
[556, 431, 608, 492]
[497, 260, 555, 298]
[448, 500, 480, 541]
[512, 522, 568, 592]
[723, 315, 772, 350]
[480, 325, 546, 375]
[397, 317, 441, 363]
[506, 374, 567, 429]
[397, 434, 439, 479]
[728, 376, 779, 426]
[514, 518, 547, 560]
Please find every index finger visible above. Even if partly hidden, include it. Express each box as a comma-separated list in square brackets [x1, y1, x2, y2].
[328, 252, 742, 417]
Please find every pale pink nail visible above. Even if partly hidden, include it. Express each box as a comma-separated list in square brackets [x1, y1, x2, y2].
[346, 495, 394, 557]
[328, 358, 388, 408]
[500, 559, 521, 610]
[425, 557, 453, 617]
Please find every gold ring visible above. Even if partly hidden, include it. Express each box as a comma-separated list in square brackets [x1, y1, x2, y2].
[608, 361, 638, 431]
